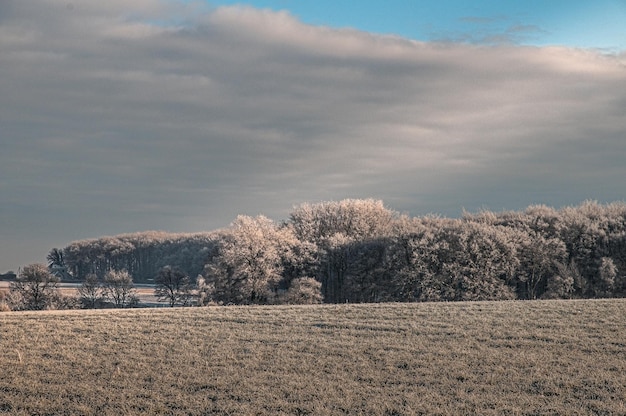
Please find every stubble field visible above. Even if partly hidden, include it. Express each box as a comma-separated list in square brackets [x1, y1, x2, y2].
[0, 300, 625, 415]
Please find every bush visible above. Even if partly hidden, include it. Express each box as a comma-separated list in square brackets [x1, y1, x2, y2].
[0, 291, 10, 312]
[53, 295, 81, 310]
[279, 277, 323, 304]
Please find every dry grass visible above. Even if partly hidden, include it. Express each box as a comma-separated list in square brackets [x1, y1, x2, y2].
[1, 300, 625, 415]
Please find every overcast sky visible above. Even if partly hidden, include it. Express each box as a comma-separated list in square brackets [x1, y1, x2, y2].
[1, 0, 625, 272]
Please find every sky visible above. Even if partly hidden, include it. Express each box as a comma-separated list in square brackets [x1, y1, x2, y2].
[1, 0, 625, 272]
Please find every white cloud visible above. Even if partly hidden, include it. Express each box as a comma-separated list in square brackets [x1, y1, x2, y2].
[1, 1, 625, 270]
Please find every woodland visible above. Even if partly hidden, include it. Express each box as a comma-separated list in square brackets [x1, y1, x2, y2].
[20, 198, 625, 308]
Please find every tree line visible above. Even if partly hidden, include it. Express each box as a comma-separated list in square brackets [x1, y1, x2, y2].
[56, 231, 215, 282]
[199, 199, 626, 303]
[2, 199, 625, 311]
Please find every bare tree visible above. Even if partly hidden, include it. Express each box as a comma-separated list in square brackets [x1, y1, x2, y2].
[78, 273, 105, 308]
[9, 263, 60, 310]
[155, 266, 194, 307]
[103, 269, 138, 308]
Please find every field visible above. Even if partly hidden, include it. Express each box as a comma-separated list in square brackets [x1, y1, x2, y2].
[1, 300, 625, 415]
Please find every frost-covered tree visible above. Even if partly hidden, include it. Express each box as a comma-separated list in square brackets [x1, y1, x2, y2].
[598, 257, 617, 297]
[279, 277, 323, 304]
[290, 199, 396, 243]
[512, 231, 567, 300]
[277, 224, 320, 289]
[61, 231, 217, 282]
[543, 261, 577, 299]
[428, 221, 518, 301]
[203, 216, 288, 304]
[49, 199, 626, 304]
[195, 275, 214, 306]
[103, 269, 138, 308]
[9, 263, 60, 310]
[289, 199, 396, 302]
[389, 219, 518, 302]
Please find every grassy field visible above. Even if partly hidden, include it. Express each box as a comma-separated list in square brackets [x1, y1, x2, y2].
[0, 300, 625, 415]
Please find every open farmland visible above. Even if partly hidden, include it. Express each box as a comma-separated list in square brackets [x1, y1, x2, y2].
[1, 300, 625, 415]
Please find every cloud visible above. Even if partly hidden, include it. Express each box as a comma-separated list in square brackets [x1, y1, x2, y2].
[1, 1, 625, 270]
[444, 15, 550, 46]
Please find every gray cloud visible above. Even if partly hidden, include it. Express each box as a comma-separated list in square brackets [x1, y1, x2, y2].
[1, 1, 625, 271]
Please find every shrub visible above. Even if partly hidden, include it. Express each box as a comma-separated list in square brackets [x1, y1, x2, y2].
[280, 277, 323, 304]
